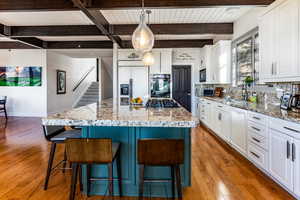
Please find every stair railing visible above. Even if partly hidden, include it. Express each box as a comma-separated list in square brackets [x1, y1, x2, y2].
[73, 66, 96, 92]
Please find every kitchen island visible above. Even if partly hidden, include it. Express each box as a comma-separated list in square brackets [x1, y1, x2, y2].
[42, 99, 198, 197]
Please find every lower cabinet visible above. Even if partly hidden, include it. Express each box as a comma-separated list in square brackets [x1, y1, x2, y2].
[215, 105, 231, 143]
[294, 139, 300, 196]
[230, 108, 247, 155]
[269, 128, 294, 191]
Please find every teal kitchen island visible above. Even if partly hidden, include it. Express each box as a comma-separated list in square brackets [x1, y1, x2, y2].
[42, 100, 198, 198]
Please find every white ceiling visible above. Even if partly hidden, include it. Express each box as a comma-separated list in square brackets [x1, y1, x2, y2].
[0, 11, 93, 26]
[101, 7, 254, 24]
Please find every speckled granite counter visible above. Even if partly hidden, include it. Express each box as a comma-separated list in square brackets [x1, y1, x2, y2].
[42, 99, 199, 128]
[201, 97, 300, 125]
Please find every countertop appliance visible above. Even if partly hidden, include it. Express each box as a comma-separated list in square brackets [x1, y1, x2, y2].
[199, 69, 206, 82]
[150, 74, 171, 98]
[203, 88, 214, 97]
[146, 99, 179, 108]
[291, 94, 300, 112]
[280, 93, 292, 110]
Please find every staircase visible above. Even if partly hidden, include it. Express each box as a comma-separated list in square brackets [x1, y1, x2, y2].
[75, 82, 99, 108]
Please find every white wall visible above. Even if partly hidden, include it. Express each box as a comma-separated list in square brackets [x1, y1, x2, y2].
[100, 57, 113, 100]
[172, 48, 202, 115]
[0, 49, 47, 117]
[46, 51, 96, 114]
[233, 7, 265, 40]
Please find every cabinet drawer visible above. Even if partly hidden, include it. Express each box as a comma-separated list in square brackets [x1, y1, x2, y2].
[248, 131, 268, 150]
[248, 121, 267, 137]
[248, 112, 267, 125]
[269, 117, 300, 139]
[248, 144, 269, 170]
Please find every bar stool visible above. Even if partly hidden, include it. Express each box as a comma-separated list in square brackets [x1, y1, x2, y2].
[65, 138, 122, 200]
[138, 139, 184, 200]
[43, 125, 82, 190]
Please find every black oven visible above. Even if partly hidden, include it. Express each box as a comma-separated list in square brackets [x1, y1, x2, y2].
[199, 69, 206, 82]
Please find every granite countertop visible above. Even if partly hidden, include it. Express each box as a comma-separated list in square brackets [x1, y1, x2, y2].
[201, 96, 300, 125]
[42, 99, 199, 128]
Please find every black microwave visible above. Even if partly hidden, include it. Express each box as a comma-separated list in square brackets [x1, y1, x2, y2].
[199, 69, 206, 82]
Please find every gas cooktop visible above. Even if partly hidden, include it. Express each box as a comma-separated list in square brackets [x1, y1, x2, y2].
[146, 99, 179, 108]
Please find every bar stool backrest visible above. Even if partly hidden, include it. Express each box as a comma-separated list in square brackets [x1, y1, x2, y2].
[0, 96, 7, 105]
[66, 138, 113, 164]
[43, 125, 65, 141]
[138, 139, 184, 166]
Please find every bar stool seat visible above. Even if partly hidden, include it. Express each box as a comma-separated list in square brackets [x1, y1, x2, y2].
[138, 139, 184, 200]
[66, 138, 122, 200]
[50, 130, 82, 142]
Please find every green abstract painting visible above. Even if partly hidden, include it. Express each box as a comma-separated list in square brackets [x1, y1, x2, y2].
[0, 66, 42, 86]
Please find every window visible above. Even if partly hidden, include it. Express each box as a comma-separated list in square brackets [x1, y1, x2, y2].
[232, 27, 259, 86]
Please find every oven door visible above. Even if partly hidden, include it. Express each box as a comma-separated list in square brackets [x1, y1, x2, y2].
[150, 74, 171, 98]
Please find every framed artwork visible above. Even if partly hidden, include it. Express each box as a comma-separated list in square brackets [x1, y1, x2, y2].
[0, 66, 42, 86]
[57, 70, 66, 94]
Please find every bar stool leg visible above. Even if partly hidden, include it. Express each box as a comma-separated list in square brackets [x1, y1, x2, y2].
[175, 165, 182, 200]
[138, 165, 145, 200]
[108, 163, 114, 199]
[62, 147, 67, 173]
[70, 163, 79, 200]
[171, 165, 176, 199]
[116, 151, 123, 197]
[78, 165, 83, 192]
[86, 164, 91, 197]
[44, 142, 56, 190]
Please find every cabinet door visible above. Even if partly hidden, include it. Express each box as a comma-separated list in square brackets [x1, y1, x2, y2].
[231, 108, 247, 155]
[118, 67, 131, 84]
[213, 108, 222, 135]
[149, 52, 161, 74]
[260, 10, 275, 80]
[205, 101, 213, 128]
[269, 129, 293, 191]
[221, 111, 231, 143]
[276, 0, 299, 78]
[160, 50, 172, 74]
[294, 139, 300, 196]
[130, 67, 149, 99]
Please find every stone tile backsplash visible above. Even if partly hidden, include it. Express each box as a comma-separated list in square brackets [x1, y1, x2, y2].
[195, 83, 300, 105]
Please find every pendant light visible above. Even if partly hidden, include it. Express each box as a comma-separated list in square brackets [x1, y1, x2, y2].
[142, 51, 155, 66]
[132, 0, 154, 53]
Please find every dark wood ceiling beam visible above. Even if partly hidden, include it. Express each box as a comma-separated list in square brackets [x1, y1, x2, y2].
[0, 0, 274, 11]
[10, 23, 233, 37]
[71, 0, 123, 47]
[0, 42, 37, 49]
[47, 41, 113, 49]
[11, 37, 48, 49]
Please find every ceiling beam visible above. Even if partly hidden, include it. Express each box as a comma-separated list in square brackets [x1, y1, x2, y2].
[47, 41, 113, 49]
[11, 37, 48, 49]
[0, 0, 274, 11]
[1, 39, 213, 49]
[71, 0, 123, 48]
[10, 23, 233, 37]
[0, 42, 37, 49]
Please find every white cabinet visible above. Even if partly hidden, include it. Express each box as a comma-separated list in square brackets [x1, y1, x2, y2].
[269, 128, 294, 191]
[149, 51, 161, 74]
[160, 50, 172, 74]
[216, 105, 231, 142]
[260, 0, 300, 82]
[231, 108, 247, 155]
[294, 139, 300, 196]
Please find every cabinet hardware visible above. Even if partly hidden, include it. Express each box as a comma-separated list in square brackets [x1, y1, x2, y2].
[284, 126, 300, 133]
[252, 116, 261, 120]
[271, 63, 274, 75]
[250, 151, 260, 159]
[292, 143, 296, 162]
[287, 141, 291, 159]
[252, 137, 261, 143]
[217, 105, 223, 108]
[251, 126, 261, 132]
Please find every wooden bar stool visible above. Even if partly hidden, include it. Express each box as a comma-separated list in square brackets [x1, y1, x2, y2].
[43, 125, 82, 190]
[66, 138, 122, 200]
[138, 139, 184, 200]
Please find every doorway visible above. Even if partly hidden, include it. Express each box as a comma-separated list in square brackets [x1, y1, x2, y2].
[172, 65, 192, 112]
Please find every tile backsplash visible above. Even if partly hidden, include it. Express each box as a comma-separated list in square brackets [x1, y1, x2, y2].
[195, 83, 300, 105]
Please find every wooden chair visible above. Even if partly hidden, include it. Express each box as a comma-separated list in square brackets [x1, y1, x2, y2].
[0, 96, 8, 120]
[137, 139, 184, 200]
[66, 138, 122, 200]
[43, 125, 82, 190]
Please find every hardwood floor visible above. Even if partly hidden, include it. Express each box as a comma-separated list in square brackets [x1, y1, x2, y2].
[0, 117, 295, 200]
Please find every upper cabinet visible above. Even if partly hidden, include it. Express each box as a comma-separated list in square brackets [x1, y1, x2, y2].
[260, 0, 300, 82]
[204, 40, 231, 84]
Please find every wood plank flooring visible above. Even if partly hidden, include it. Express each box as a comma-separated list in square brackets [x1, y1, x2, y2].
[0, 117, 296, 200]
